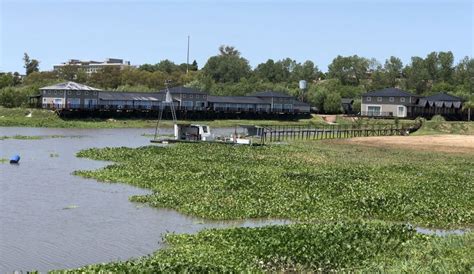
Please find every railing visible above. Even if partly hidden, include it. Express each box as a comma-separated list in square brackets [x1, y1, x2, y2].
[360, 111, 394, 117]
[259, 122, 422, 144]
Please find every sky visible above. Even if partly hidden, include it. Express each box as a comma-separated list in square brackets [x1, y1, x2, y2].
[0, 0, 472, 73]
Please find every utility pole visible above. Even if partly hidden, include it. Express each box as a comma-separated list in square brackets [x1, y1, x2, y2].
[186, 35, 190, 74]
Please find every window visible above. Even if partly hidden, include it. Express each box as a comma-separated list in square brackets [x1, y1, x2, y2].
[93, 91, 97, 95]
[377, 97, 382, 102]
[367, 97, 372, 102]
[389, 97, 394, 102]
[367, 106, 381, 116]
[182, 94, 186, 98]
[400, 97, 406, 103]
[85, 91, 89, 95]
[76, 91, 80, 95]
[68, 91, 72, 95]
[189, 94, 193, 99]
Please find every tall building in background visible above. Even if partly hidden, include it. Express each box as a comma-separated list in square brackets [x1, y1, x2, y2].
[53, 58, 133, 74]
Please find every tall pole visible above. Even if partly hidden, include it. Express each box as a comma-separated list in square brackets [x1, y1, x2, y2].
[186, 35, 190, 74]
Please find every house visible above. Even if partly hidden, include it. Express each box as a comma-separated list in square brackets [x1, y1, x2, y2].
[249, 91, 296, 112]
[36, 82, 312, 116]
[361, 88, 417, 117]
[39, 82, 101, 109]
[415, 92, 464, 118]
[208, 96, 270, 112]
[98, 92, 162, 110]
[159, 86, 208, 110]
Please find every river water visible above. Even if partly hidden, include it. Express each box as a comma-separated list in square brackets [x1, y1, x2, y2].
[0, 127, 289, 273]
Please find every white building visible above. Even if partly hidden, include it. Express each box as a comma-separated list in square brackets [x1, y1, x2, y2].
[53, 58, 133, 74]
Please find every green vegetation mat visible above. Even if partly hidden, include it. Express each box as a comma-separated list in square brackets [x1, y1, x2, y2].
[70, 140, 474, 272]
[76, 142, 473, 228]
[64, 221, 473, 272]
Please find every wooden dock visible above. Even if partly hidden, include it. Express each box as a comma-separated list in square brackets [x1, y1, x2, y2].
[259, 122, 422, 144]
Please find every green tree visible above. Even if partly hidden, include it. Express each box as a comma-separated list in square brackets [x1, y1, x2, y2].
[328, 55, 369, 85]
[57, 65, 79, 81]
[384, 56, 403, 87]
[203, 45, 251, 83]
[89, 67, 121, 89]
[324, 92, 342, 114]
[0, 73, 14, 88]
[23, 53, 40, 75]
[404, 57, 430, 94]
[438, 51, 454, 82]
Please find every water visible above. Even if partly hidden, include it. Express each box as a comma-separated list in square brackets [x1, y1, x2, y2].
[0, 127, 290, 272]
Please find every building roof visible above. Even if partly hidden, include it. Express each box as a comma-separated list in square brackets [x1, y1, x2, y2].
[99, 91, 162, 101]
[248, 91, 294, 98]
[159, 86, 207, 95]
[423, 92, 463, 102]
[363, 88, 414, 97]
[208, 96, 268, 104]
[417, 92, 463, 108]
[40, 81, 101, 91]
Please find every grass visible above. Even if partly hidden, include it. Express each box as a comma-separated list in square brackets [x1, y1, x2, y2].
[413, 119, 474, 135]
[67, 139, 474, 272]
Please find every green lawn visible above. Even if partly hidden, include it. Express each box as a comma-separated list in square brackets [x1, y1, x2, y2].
[67, 139, 474, 272]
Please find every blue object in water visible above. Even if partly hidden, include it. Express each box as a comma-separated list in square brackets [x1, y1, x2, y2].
[10, 155, 20, 164]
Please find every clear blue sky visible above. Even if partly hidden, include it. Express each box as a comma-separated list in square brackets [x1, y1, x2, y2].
[1, 0, 472, 73]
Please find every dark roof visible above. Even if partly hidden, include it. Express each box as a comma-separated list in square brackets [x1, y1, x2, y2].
[341, 98, 354, 104]
[248, 91, 294, 98]
[363, 88, 414, 97]
[158, 86, 207, 95]
[423, 92, 463, 102]
[417, 92, 463, 108]
[208, 96, 267, 104]
[99, 91, 162, 101]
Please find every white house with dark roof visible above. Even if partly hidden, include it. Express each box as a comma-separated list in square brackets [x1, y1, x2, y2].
[361, 88, 417, 117]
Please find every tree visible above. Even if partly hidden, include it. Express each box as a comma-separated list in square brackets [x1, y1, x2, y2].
[190, 60, 198, 71]
[23, 53, 39, 75]
[292, 60, 319, 82]
[438, 51, 454, 82]
[384, 56, 403, 87]
[218, 45, 240, 56]
[203, 46, 251, 83]
[88, 66, 121, 89]
[57, 65, 79, 81]
[324, 92, 342, 114]
[328, 55, 369, 85]
[404, 57, 430, 94]
[0, 73, 15, 89]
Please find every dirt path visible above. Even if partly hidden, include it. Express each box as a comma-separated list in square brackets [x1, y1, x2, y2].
[338, 134, 474, 154]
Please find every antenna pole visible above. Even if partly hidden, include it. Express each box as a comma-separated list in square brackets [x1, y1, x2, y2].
[186, 35, 190, 74]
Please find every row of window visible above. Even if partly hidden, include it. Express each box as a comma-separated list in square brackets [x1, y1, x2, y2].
[182, 94, 207, 99]
[366, 96, 406, 103]
[43, 90, 99, 96]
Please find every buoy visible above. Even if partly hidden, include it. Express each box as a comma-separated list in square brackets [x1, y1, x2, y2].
[9, 155, 20, 164]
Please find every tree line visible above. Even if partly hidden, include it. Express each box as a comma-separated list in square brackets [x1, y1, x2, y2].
[1, 48, 473, 113]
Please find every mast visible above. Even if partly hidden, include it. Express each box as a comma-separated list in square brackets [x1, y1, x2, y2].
[154, 80, 177, 140]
